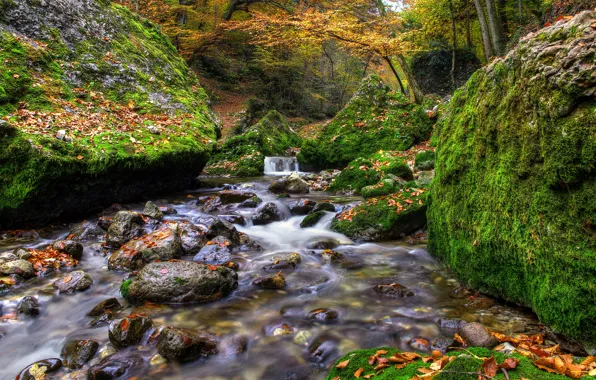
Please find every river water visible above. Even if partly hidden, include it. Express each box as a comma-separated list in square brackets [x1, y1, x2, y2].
[0, 176, 538, 380]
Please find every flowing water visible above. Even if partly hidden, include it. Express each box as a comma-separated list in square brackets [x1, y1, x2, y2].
[263, 157, 300, 176]
[0, 176, 538, 380]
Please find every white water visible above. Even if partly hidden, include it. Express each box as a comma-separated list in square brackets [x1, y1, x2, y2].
[263, 156, 300, 175]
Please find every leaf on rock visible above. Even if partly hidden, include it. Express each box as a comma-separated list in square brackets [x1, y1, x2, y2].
[481, 357, 498, 377]
[336, 359, 350, 369]
[354, 367, 364, 378]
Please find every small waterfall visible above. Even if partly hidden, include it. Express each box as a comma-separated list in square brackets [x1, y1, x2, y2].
[264, 156, 300, 175]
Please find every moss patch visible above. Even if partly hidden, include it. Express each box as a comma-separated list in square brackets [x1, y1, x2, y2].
[298, 75, 433, 170]
[428, 15, 596, 343]
[203, 110, 301, 177]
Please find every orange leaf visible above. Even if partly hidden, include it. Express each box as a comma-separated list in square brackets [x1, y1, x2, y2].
[354, 367, 364, 378]
[120, 318, 130, 332]
[499, 357, 519, 370]
[76, 155, 84, 160]
[482, 357, 498, 377]
[336, 359, 350, 369]
[207, 265, 217, 271]
[63, 276, 72, 283]
[394, 363, 407, 369]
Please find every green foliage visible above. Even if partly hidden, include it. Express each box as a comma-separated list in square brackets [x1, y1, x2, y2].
[428, 26, 596, 342]
[361, 179, 397, 199]
[328, 151, 413, 194]
[120, 279, 132, 299]
[203, 110, 301, 176]
[415, 150, 436, 171]
[298, 75, 433, 170]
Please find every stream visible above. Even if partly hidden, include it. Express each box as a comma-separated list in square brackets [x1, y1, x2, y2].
[0, 175, 539, 380]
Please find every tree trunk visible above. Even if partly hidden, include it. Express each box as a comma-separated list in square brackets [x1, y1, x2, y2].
[485, 0, 505, 55]
[395, 54, 424, 105]
[466, 1, 473, 49]
[473, 0, 493, 61]
[449, 0, 457, 91]
[497, 0, 509, 43]
[383, 56, 406, 97]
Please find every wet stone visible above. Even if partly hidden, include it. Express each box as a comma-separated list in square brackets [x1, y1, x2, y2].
[0, 259, 35, 278]
[269, 173, 310, 194]
[87, 353, 144, 380]
[312, 202, 336, 213]
[321, 249, 343, 263]
[300, 211, 326, 228]
[431, 336, 456, 353]
[159, 206, 178, 215]
[89, 311, 114, 327]
[436, 318, 468, 331]
[69, 221, 106, 242]
[218, 190, 257, 204]
[17, 358, 62, 380]
[108, 315, 153, 349]
[374, 283, 414, 297]
[61, 339, 99, 369]
[0, 252, 18, 262]
[306, 238, 339, 250]
[196, 215, 241, 243]
[289, 199, 317, 215]
[17, 296, 40, 317]
[307, 308, 339, 322]
[253, 272, 286, 289]
[409, 337, 430, 351]
[88, 298, 122, 317]
[219, 214, 245, 226]
[193, 236, 232, 264]
[252, 202, 283, 225]
[51, 240, 84, 260]
[463, 295, 496, 311]
[177, 220, 209, 255]
[240, 196, 262, 208]
[106, 211, 145, 248]
[14, 248, 32, 260]
[157, 327, 218, 362]
[142, 201, 163, 220]
[53, 271, 93, 293]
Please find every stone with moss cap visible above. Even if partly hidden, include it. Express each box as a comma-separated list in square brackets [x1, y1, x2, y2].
[203, 110, 302, 177]
[428, 12, 596, 344]
[299, 75, 433, 170]
[0, 0, 219, 229]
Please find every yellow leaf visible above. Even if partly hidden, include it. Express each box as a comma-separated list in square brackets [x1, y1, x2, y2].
[336, 359, 350, 369]
[76, 155, 84, 160]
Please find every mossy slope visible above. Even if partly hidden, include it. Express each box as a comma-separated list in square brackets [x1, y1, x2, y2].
[428, 12, 596, 343]
[202, 110, 301, 177]
[298, 75, 433, 170]
[0, 0, 219, 228]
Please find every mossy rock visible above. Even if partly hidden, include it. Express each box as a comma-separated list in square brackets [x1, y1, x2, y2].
[300, 211, 326, 228]
[414, 150, 435, 171]
[361, 179, 397, 199]
[203, 110, 301, 177]
[428, 12, 596, 343]
[298, 75, 433, 170]
[328, 151, 412, 194]
[326, 347, 596, 380]
[0, 0, 219, 228]
[331, 187, 428, 241]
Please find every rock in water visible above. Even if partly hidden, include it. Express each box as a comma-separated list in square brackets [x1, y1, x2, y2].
[0, 259, 35, 278]
[122, 261, 238, 304]
[53, 271, 93, 293]
[289, 199, 317, 215]
[428, 11, 596, 343]
[87, 353, 145, 380]
[51, 240, 84, 260]
[300, 211, 326, 228]
[17, 296, 40, 317]
[177, 220, 209, 255]
[252, 202, 283, 225]
[218, 190, 257, 204]
[269, 173, 310, 194]
[106, 211, 144, 248]
[69, 221, 106, 242]
[253, 272, 286, 289]
[109, 315, 153, 348]
[157, 327, 218, 362]
[88, 298, 122, 317]
[108, 224, 183, 271]
[16, 359, 62, 380]
[193, 236, 232, 264]
[61, 340, 99, 369]
[374, 283, 414, 297]
[142, 201, 163, 220]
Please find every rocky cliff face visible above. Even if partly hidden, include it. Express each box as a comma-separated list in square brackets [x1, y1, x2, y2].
[0, 0, 220, 228]
[429, 12, 595, 343]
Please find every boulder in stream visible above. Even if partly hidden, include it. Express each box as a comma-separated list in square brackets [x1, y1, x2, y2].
[87, 352, 145, 380]
[142, 201, 163, 220]
[88, 298, 122, 317]
[0, 259, 35, 278]
[218, 190, 257, 204]
[253, 272, 286, 289]
[16, 358, 62, 380]
[109, 315, 153, 348]
[122, 261, 238, 303]
[61, 339, 99, 369]
[51, 240, 84, 260]
[196, 215, 241, 243]
[289, 199, 317, 215]
[374, 283, 414, 297]
[106, 211, 145, 248]
[157, 327, 218, 362]
[177, 220, 209, 255]
[53, 271, 93, 293]
[269, 173, 309, 194]
[252, 202, 283, 225]
[300, 211, 326, 228]
[193, 236, 232, 264]
[69, 221, 106, 242]
[17, 296, 40, 317]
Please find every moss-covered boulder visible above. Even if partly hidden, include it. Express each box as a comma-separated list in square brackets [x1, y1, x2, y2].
[0, 0, 220, 229]
[429, 12, 596, 343]
[328, 151, 413, 194]
[203, 110, 301, 177]
[298, 75, 433, 170]
[331, 187, 428, 241]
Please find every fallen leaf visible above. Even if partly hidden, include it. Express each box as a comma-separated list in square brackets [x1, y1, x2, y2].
[120, 318, 130, 332]
[354, 367, 364, 378]
[336, 359, 350, 369]
[499, 357, 519, 370]
[63, 276, 72, 283]
[482, 357, 498, 377]
[76, 155, 84, 160]
[160, 268, 168, 275]
[394, 363, 407, 369]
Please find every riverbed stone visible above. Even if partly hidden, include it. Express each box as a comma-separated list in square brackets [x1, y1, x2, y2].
[159, 206, 178, 215]
[307, 308, 339, 321]
[142, 201, 163, 220]
[176, 220, 209, 255]
[300, 211, 326, 228]
[53, 271, 93, 293]
[252, 202, 284, 225]
[61, 339, 99, 369]
[312, 202, 336, 213]
[69, 221, 106, 242]
[289, 199, 317, 215]
[87, 353, 144, 380]
[106, 211, 145, 248]
[306, 238, 339, 250]
[193, 236, 233, 264]
[219, 214, 246, 225]
[17, 358, 62, 380]
[0, 259, 35, 278]
[196, 215, 241, 243]
[88, 298, 122, 317]
[374, 283, 414, 297]
[218, 190, 257, 204]
[109, 315, 153, 348]
[17, 296, 40, 317]
[52, 240, 84, 260]
[108, 224, 182, 272]
[240, 196, 262, 208]
[13, 248, 31, 260]
[157, 327, 218, 362]
[269, 173, 310, 194]
[253, 272, 286, 289]
[123, 261, 238, 303]
[458, 322, 497, 348]
[0, 252, 17, 263]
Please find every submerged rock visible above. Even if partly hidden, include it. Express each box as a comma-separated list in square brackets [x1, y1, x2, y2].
[253, 272, 286, 289]
[53, 271, 93, 293]
[307, 308, 339, 322]
[300, 211, 326, 228]
[252, 202, 283, 225]
[240, 196, 262, 208]
[88, 298, 122, 317]
[106, 211, 145, 248]
[61, 339, 99, 369]
[374, 283, 414, 297]
[16, 358, 62, 380]
[269, 173, 310, 194]
[122, 261, 238, 303]
[109, 315, 153, 348]
[17, 296, 40, 317]
[157, 327, 218, 362]
[108, 224, 182, 272]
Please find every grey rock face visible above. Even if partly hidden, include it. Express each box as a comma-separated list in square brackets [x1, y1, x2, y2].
[459, 322, 497, 348]
[53, 271, 93, 293]
[142, 201, 163, 220]
[157, 327, 218, 362]
[106, 211, 144, 248]
[193, 236, 232, 264]
[61, 339, 99, 369]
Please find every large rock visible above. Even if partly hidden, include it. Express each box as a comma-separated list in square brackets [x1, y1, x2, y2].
[61, 339, 99, 369]
[269, 173, 309, 194]
[157, 327, 218, 362]
[122, 261, 238, 304]
[218, 190, 257, 204]
[17, 296, 40, 317]
[193, 236, 232, 264]
[88, 298, 122, 317]
[69, 221, 106, 242]
[177, 220, 209, 255]
[51, 240, 84, 260]
[0, 259, 35, 278]
[53, 271, 93, 293]
[106, 211, 144, 248]
[87, 353, 145, 380]
[142, 201, 163, 220]
[196, 215, 241, 243]
[289, 199, 317, 215]
[109, 315, 153, 348]
[428, 11, 596, 344]
[251, 202, 283, 225]
[108, 224, 182, 272]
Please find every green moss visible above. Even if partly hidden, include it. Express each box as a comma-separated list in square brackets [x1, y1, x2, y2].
[327, 347, 596, 380]
[203, 110, 301, 176]
[429, 30, 596, 342]
[300, 211, 326, 228]
[328, 151, 412, 194]
[120, 279, 132, 299]
[298, 75, 433, 170]
[331, 187, 428, 241]
[361, 179, 397, 198]
[415, 150, 435, 171]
